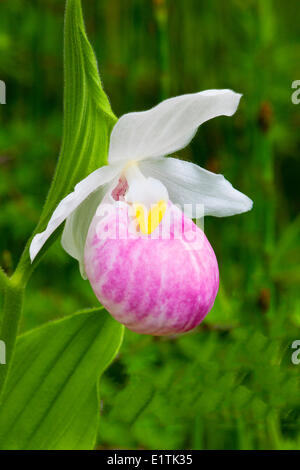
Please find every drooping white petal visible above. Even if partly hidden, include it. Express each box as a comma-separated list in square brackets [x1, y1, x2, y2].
[61, 186, 107, 279]
[108, 90, 242, 164]
[29, 163, 122, 262]
[139, 157, 253, 217]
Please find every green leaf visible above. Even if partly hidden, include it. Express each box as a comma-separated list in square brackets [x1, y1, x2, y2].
[14, 0, 117, 285]
[44, 0, 116, 214]
[0, 308, 124, 450]
[109, 375, 155, 425]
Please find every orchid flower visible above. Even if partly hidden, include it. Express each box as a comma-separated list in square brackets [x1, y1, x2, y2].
[30, 90, 252, 335]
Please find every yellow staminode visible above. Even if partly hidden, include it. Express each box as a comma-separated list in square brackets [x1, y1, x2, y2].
[134, 200, 167, 235]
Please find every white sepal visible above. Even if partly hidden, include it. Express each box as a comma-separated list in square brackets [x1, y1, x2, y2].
[140, 157, 253, 218]
[108, 90, 242, 164]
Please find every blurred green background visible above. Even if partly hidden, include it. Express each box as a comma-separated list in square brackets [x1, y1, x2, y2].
[0, 0, 299, 450]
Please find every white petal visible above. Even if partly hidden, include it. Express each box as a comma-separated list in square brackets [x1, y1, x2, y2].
[61, 186, 107, 279]
[29, 164, 122, 262]
[108, 90, 242, 164]
[139, 157, 253, 217]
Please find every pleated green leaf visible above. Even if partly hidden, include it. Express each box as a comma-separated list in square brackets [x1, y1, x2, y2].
[39, 0, 116, 230]
[16, 0, 117, 281]
[0, 308, 124, 450]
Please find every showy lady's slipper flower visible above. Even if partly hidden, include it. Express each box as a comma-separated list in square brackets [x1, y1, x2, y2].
[30, 90, 252, 335]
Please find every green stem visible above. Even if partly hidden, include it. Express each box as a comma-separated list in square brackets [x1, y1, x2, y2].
[11, 225, 63, 289]
[0, 278, 24, 402]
